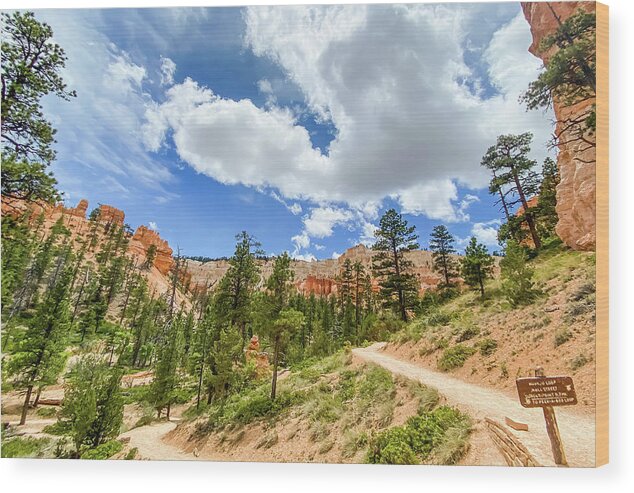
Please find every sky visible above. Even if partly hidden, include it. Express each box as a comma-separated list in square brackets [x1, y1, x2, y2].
[23, 3, 554, 260]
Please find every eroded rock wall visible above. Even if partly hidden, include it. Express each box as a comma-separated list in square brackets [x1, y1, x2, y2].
[522, 1, 596, 251]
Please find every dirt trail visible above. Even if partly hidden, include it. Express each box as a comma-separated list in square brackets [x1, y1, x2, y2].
[119, 421, 202, 461]
[353, 343, 596, 467]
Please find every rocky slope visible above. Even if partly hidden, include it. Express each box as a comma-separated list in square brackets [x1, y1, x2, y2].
[521, 1, 597, 251]
[184, 244, 460, 297]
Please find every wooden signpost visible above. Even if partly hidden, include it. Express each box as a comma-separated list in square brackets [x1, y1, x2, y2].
[516, 368, 578, 466]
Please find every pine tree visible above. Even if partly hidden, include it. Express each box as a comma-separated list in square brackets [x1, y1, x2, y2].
[264, 253, 298, 399]
[461, 237, 495, 297]
[500, 241, 539, 306]
[61, 356, 124, 454]
[536, 157, 560, 238]
[429, 225, 458, 288]
[481, 133, 541, 249]
[1, 11, 76, 203]
[149, 319, 183, 419]
[521, 8, 596, 148]
[268, 308, 304, 400]
[372, 209, 420, 322]
[214, 231, 261, 344]
[7, 264, 73, 425]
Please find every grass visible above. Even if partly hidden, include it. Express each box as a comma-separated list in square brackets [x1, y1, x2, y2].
[554, 328, 573, 347]
[80, 439, 123, 460]
[438, 344, 477, 371]
[477, 338, 498, 357]
[1, 436, 52, 458]
[366, 406, 471, 465]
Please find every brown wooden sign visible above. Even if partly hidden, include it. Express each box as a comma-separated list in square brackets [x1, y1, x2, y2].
[516, 376, 577, 408]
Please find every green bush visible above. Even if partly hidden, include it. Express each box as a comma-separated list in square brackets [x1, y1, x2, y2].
[80, 439, 123, 460]
[438, 345, 477, 371]
[477, 338, 498, 356]
[124, 447, 138, 460]
[571, 353, 591, 370]
[36, 406, 57, 417]
[367, 406, 471, 465]
[1, 436, 51, 458]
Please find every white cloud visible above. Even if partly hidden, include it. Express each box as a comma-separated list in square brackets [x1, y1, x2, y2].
[472, 220, 501, 248]
[331, 251, 342, 260]
[293, 252, 316, 262]
[39, 11, 174, 200]
[314, 244, 325, 251]
[257, 78, 273, 94]
[148, 221, 159, 231]
[303, 206, 354, 238]
[160, 56, 177, 86]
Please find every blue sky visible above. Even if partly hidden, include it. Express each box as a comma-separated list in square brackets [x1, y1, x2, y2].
[25, 3, 554, 259]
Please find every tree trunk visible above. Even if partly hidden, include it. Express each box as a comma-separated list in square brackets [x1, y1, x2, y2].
[511, 168, 541, 249]
[20, 385, 34, 425]
[33, 387, 42, 407]
[270, 335, 280, 400]
[166, 402, 171, 420]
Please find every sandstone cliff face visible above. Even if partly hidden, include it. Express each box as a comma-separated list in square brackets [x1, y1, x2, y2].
[129, 225, 175, 276]
[521, 1, 596, 251]
[185, 244, 459, 297]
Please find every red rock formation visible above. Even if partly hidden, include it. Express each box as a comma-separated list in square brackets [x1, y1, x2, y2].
[521, 2, 596, 251]
[245, 335, 270, 377]
[129, 225, 174, 275]
[297, 275, 337, 296]
[98, 204, 125, 227]
[67, 199, 88, 218]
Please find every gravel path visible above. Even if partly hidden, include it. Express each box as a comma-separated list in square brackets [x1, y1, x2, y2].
[353, 343, 596, 467]
[119, 421, 201, 461]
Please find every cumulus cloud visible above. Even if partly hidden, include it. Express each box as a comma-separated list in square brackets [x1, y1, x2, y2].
[160, 56, 177, 86]
[472, 220, 501, 248]
[148, 221, 159, 231]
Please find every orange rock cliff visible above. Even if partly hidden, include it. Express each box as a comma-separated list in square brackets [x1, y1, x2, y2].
[521, 1, 597, 251]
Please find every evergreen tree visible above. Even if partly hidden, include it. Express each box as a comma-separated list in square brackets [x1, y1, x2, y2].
[1, 11, 76, 202]
[214, 231, 261, 344]
[481, 133, 542, 249]
[149, 320, 183, 418]
[268, 308, 304, 400]
[521, 8, 596, 146]
[372, 209, 420, 322]
[535, 157, 560, 238]
[7, 264, 73, 425]
[429, 225, 458, 288]
[461, 237, 495, 297]
[500, 241, 539, 306]
[61, 356, 124, 454]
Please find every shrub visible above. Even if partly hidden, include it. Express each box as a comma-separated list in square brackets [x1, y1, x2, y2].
[367, 406, 471, 465]
[478, 338, 498, 357]
[1, 437, 50, 458]
[554, 328, 572, 347]
[36, 406, 57, 418]
[456, 326, 480, 343]
[80, 439, 123, 460]
[438, 345, 477, 371]
[571, 353, 591, 370]
[124, 447, 138, 460]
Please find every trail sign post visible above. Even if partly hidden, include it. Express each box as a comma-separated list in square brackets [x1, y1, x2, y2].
[516, 368, 577, 466]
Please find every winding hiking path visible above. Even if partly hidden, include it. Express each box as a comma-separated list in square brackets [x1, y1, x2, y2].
[353, 343, 596, 467]
[119, 421, 201, 461]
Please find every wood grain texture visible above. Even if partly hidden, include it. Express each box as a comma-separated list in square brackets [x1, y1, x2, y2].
[595, 0, 609, 468]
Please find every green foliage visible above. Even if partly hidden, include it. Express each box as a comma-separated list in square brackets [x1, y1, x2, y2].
[438, 344, 477, 371]
[60, 355, 124, 452]
[367, 406, 471, 465]
[521, 9, 596, 135]
[1, 436, 51, 458]
[477, 338, 498, 357]
[455, 326, 480, 343]
[535, 157, 560, 238]
[149, 319, 184, 417]
[1, 11, 76, 202]
[429, 225, 458, 288]
[500, 241, 539, 306]
[571, 353, 591, 371]
[372, 209, 420, 321]
[79, 439, 123, 460]
[460, 237, 494, 297]
[481, 133, 541, 249]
